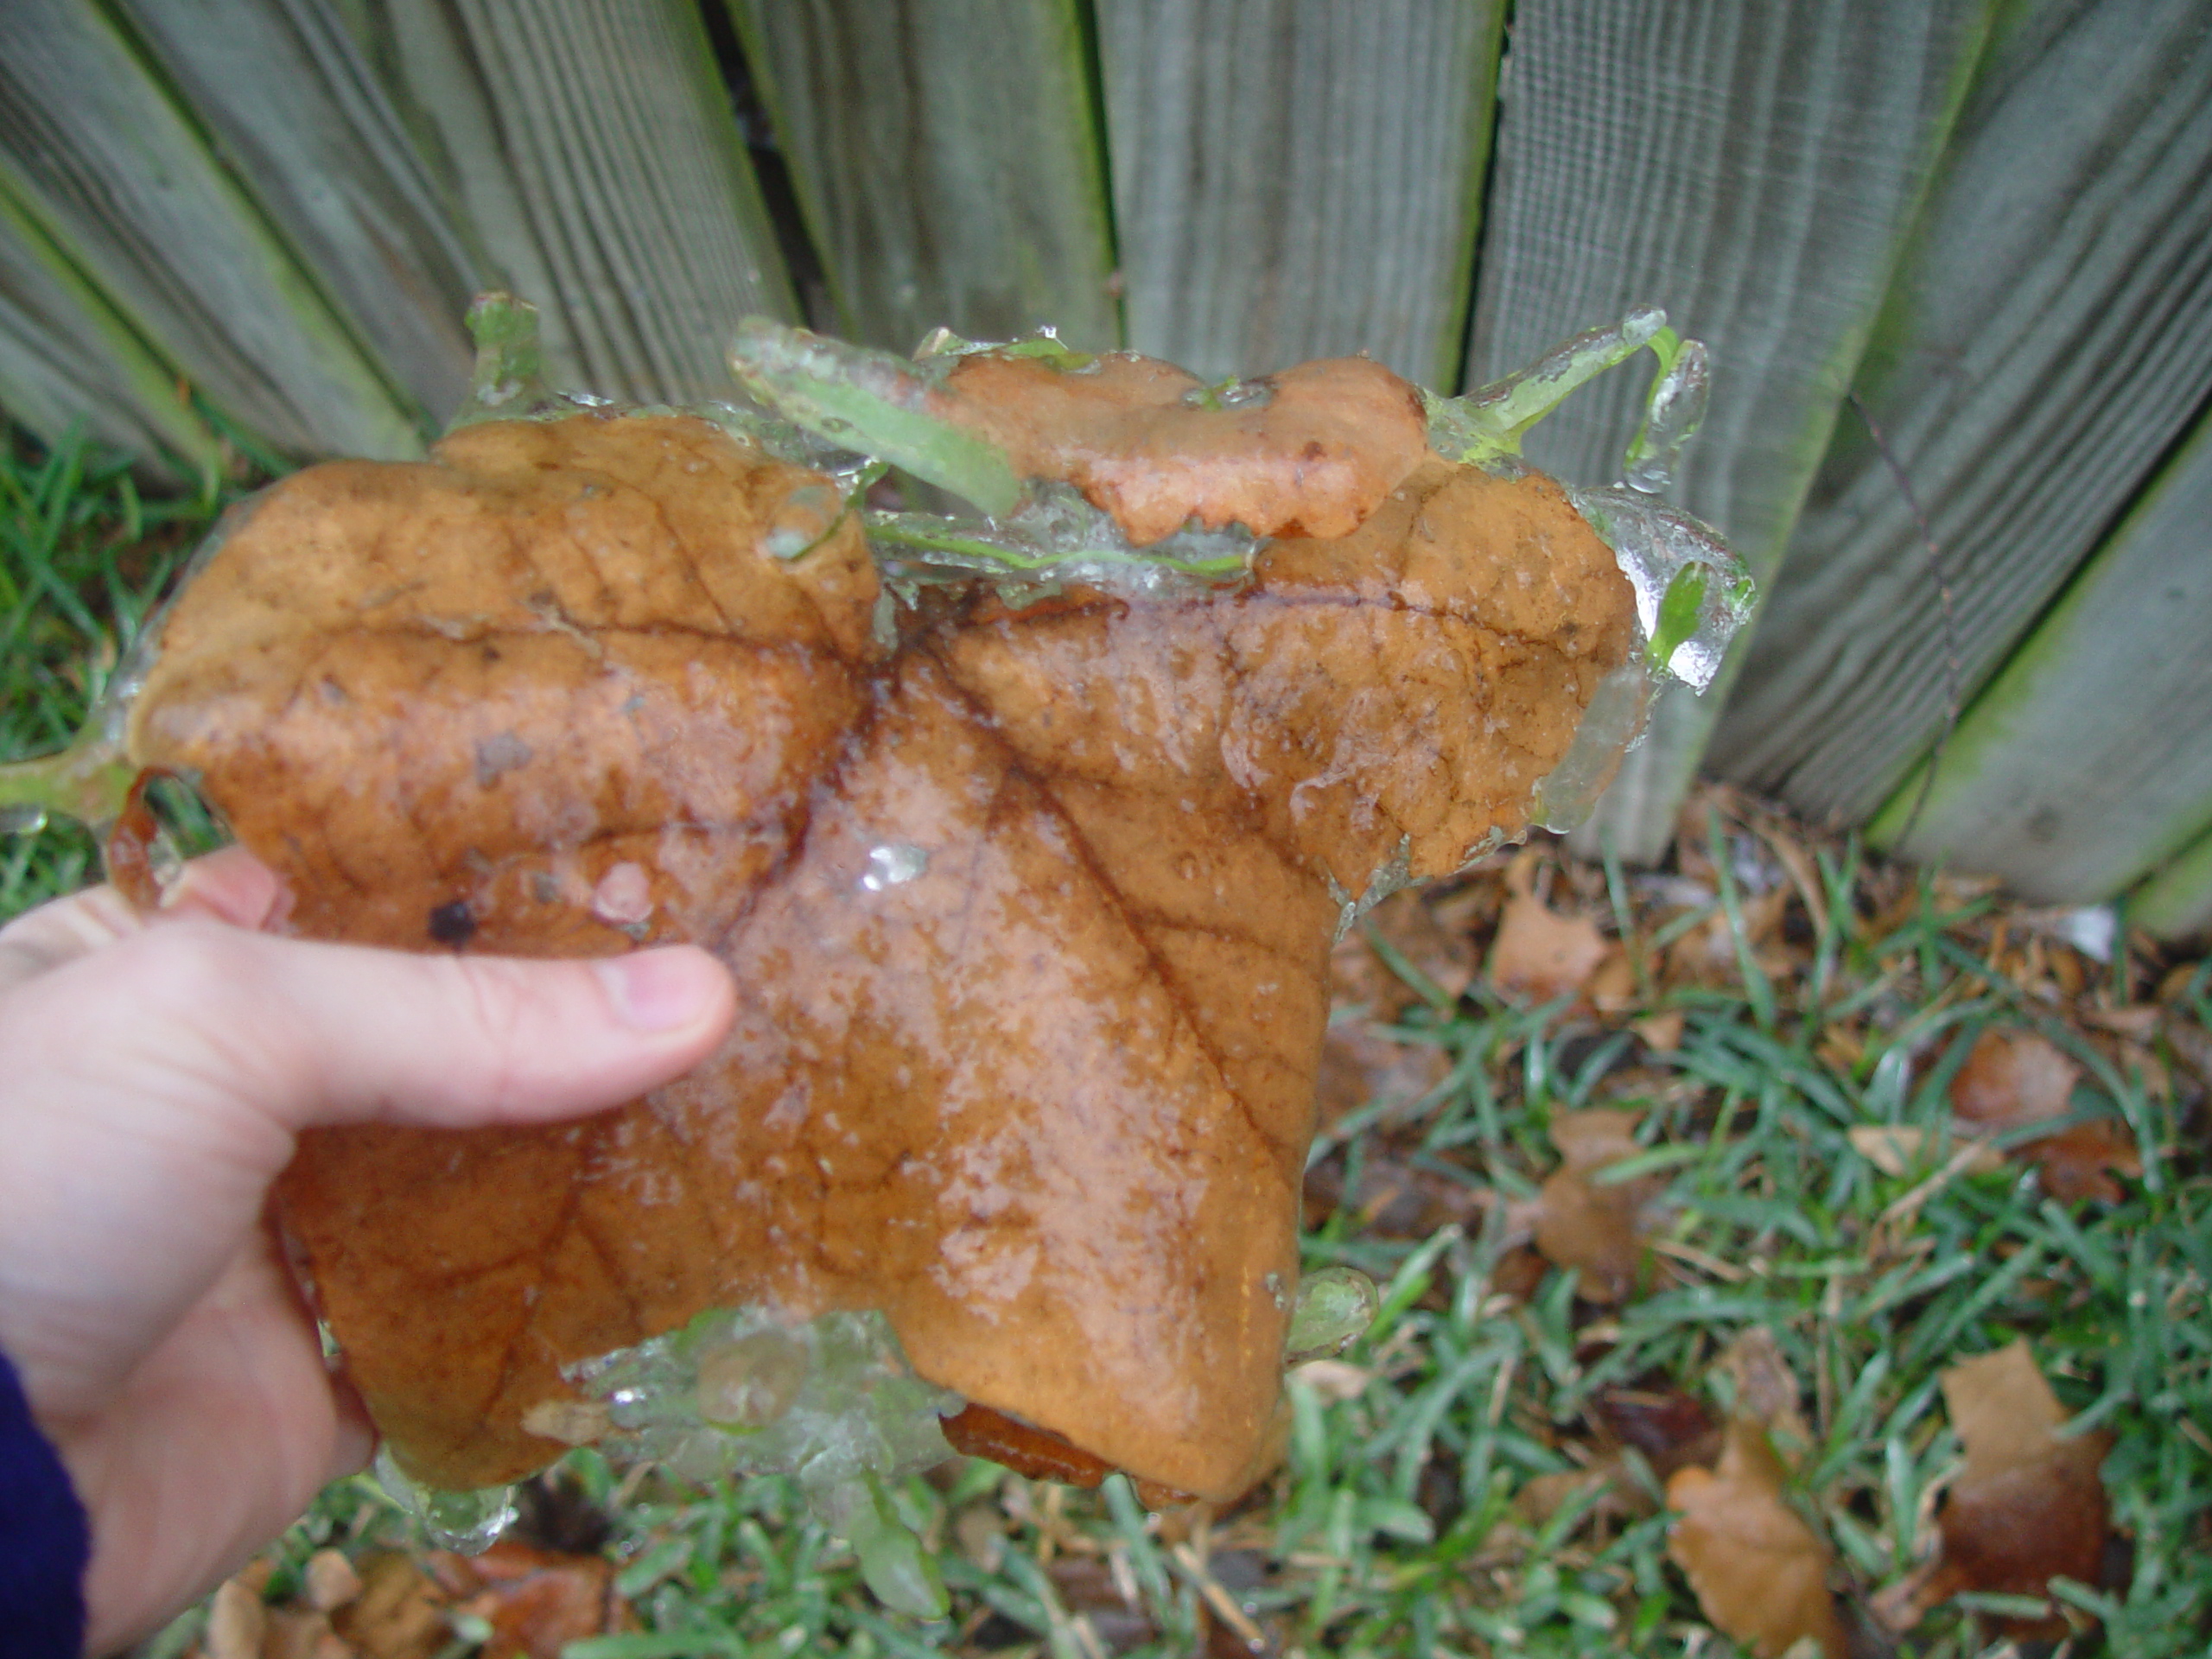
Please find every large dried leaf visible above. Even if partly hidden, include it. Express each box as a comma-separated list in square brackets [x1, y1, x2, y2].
[127, 399, 1635, 1499]
[1666, 1417, 1847, 1659]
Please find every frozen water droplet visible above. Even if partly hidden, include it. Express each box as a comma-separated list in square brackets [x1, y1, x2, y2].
[861, 842, 928, 892]
[762, 482, 843, 560]
[372, 1446, 514, 1554]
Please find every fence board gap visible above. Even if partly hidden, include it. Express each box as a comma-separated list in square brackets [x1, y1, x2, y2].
[1099, 0, 1503, 386]
[1872, 405, 2212, 907]
[0, 0, 427, 460]
[1713, 0, 2212, 832]
[349, 0, 798, 407]
[725, 0, 1119, 355]
[1465, 0, 1989, 862]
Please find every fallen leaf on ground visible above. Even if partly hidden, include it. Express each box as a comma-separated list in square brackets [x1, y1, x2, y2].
[1949, 1028, 2140, 1202]
[1517, 1459, 1644, 1528]
[330, 1554, 447, 1659]
[303, 1550, 365, 1615]
[1667, 1417, 1847, 1659]
[1876, 1338, 2112, 1637]
[1717, 1328, 1812, 1464]
[204, 1579, 265, 1659]
[1530, 1109, 1662, 1302]
[1588, 1384, 1719, 1481]
[1489, 883, 1611, 1004]
[427, 1541, 627, 1658]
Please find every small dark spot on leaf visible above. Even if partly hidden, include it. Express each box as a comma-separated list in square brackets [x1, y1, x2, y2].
[429, 899, 477, 946]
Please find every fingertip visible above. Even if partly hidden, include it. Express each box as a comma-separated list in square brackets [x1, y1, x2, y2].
[592, 944, 736, 1035]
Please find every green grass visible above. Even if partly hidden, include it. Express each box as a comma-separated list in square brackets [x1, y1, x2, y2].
[4, 423, 2204, 1659]
[0, 422, 229, 914]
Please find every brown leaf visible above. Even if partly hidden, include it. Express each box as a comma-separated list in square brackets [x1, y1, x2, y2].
[330, 1554, 448, 1659]
[1587, 1385, 1719, 1481]
[302, 1550, 364, 1615]
[129, 385, 1637, 1498]
[1882, 1339, 2112, 1636]
[1950, 1028, 2139, 1202]
[1530, 1109, 1659, 1302]
[1490, 887, 1610, 1004]
[931, 351, 1430, 543]
[1951, 1027, 2082, 1128]
[1666, 1418, 1847, 1659]
[1717, 1328, 1811, 1465]
[206, 1579, 265, 1659]
[427, 1541, 625, 1659]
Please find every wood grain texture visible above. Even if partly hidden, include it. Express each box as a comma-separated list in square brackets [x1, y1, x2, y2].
[110, 0, 486, 430]
[1713, 0, 2212, 827]
[725, 0, 1118, 353]
[1099, 0, 1502, 385]
[0, 0, 426, 459]
[1872, 406, 2212, 903]
[0, 187, 223, 474]
[1465, 0, 1989, 860]
[348, 0, 798, 404]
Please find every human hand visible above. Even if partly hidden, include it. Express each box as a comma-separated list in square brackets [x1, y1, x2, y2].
[0, 848, 736, 1654]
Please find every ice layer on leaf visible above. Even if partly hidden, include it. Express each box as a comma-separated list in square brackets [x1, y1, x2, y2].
[22, 298, 1777, 1563]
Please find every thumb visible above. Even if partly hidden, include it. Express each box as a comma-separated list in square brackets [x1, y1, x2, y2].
[0, 915, 734, 1414]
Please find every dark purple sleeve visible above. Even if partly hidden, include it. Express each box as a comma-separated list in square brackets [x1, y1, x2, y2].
[0, 1345, 88, 1657]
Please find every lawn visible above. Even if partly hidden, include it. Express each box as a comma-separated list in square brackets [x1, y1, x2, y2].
[3, 423, 2207, 1659]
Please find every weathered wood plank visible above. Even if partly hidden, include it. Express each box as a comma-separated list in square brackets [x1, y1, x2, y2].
[1713, 0, 2212, 829]
[724, 0, 1118, 353]
[1465, 0, 1990, 861]
[349, 0, 798, 404]
[110, 0, 486, 429]
[1872, 404, 2212, 905]
[0, 191, 224, 475]
[1098, 0, 1502, 385]
[0, 0, 426, 459]
[2132, 822, 2212, 942]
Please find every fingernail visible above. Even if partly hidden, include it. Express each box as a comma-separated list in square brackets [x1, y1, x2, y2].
[595, 947, 723, 1031]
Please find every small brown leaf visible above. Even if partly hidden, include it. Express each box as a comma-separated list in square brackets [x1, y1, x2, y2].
[205, 1580, 266, 1659]
[1587, 1385, 1718, 1481]
[1950, 1028, 2138, 1201]
[330, 1554, 448, 1659]
[1951, 1028, 2081, 1128]
[428, 1541, 625, 1659]
[1490, 886, 1610, 1004]
[1530, 1109, 1660, 1302]
[1667, 1418, 1847, 1659]
[302, 1550, 365, 1615]
[1717, 1329, 1811, 1465]
[1847, 1125, 2003, 1179]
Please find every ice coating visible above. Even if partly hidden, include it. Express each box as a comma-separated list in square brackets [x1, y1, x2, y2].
[1567, 487, 1753, 692]
[120, 410, 1638, 1505]
[1284, 1265, 1379, 1363]
[565, 1307, 957, 1492]
[37, 300, 1770, 1545]
[372, 1446, 515, 1554]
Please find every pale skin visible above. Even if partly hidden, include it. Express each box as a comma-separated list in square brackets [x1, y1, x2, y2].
[0, 848, 738, 1655]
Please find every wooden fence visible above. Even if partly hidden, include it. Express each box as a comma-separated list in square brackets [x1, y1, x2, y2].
[3, 0, 2209, 933]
